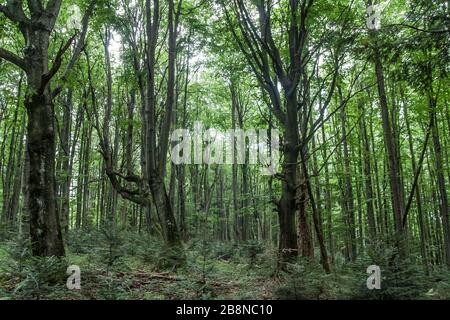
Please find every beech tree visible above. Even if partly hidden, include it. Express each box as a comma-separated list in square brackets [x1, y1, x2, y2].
[0, 0, 96, 256]
[0, 0, 449, 300]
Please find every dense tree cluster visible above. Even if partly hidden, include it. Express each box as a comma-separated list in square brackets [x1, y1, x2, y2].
[0, 0, 449, 299]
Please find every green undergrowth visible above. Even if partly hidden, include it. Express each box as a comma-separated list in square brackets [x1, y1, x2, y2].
[0, 231, 278, 300]
[0, 231, 449, 300]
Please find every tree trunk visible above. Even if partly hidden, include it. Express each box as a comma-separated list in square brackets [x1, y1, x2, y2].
[359, 101, 377, 241]
[403, 92, 428, 271]
[297, 166, 313, 258]
[278, 92, 300, 263]
[429, 94, 450, 268]
[2, 79, 22, 225]
[340, 100, 356, 261]
[26, 93, 65, 256]
[370, 25, 406, 254]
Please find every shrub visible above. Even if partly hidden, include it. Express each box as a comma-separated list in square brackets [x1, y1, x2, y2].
[273, 258, 361, 300]
[425, 269, 450, 299]
[66, 229, 101, 254]
[242, 240, 264, 267]
[210, 241, 238, 261]
[97, 223, 124, 269]
[7, 256, 67, 300]
[351, 243, 429, 300]
[95, 273, 130, 300]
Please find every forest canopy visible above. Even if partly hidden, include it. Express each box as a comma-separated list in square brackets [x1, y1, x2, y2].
[0, 0, 449, 300]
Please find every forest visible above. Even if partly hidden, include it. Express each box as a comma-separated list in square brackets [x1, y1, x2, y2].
[0, 0, 449, 300]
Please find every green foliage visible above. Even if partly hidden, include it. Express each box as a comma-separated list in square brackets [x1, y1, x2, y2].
[2, 235, 446, 300]
[95, 273, 130, 300]
[242, 240, 264, 268]
[273, 243, 439, 301]
[274, 259, 360, 300]
[425, 270, 450, 300]
[67, 229, 101, 255]
[98, 223, 123, 268]
[122, 232, 185, 271]
[352, 244, 429, 300]
[0, 238, 67, 300]
[1, 236, 32, 275]
[1, 0, 449, 301]
[10, 256, 67, 300]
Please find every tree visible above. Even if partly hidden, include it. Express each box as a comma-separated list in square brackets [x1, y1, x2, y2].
[0, 0, 95, 256]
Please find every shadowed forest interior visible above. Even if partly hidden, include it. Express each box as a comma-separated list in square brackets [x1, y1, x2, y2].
[0, 0, 450, 300]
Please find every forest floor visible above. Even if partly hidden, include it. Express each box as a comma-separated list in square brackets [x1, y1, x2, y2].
[0, 235, 280, 300]
[56, 251, 278, 300]
[1, 232, 450, 300]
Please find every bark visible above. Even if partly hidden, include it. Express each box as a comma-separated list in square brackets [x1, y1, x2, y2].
[428, 93, 450, 268]
[231, 84, 242, 240]
[81, 124, 92, 228]
[4, 107, 26, 225]
[297, 166, 313, 258]
[26, 92, 65, 256]
[58, 89, 73, 236]
[299, 149, 331, 272]
[321, 124, 334, 260]
[142, 0, 181, 245]
[340, 97, 356, 261]
[2, 78, 22, 225]
[177, 45, 190, 240]
[278, 92, 300, 262]
[368, 2, 406, 254]
[403, 92, 428, 270]
[359, 101, 377, 241]
[0, 0, 96, 256]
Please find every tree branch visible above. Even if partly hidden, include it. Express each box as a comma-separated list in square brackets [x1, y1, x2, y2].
[52, 0, 97, 98]
[26, 0, 43, 15]
[0, 47, 28, 72]
[40, 34, 77, 94]
[402, 118, 433, 228]
[0, 1, 28, 24]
